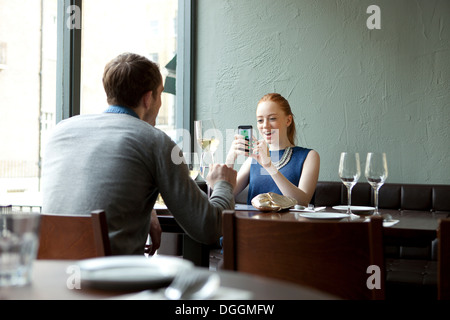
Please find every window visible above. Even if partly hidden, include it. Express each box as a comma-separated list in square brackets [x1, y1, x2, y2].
[79, 0, 180, 139]
[0, 0, 57, 200]
[0, 0, 193, 206]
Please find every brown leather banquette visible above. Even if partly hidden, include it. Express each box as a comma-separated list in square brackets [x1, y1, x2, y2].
[313, 181, 450, 213]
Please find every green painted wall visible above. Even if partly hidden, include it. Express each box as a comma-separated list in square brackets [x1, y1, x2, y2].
[195, 0, 450, 184]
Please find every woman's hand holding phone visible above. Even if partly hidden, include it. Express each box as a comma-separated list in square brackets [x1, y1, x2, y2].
[225, 125, 252, 167]
[237, 125, 252, 154]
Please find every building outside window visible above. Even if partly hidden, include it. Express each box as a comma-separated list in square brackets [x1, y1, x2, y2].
[0, 0, 57, 207]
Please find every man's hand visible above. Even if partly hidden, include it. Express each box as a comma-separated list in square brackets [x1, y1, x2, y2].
[146, 209, 162, 255]
[206, 163, 237, 190]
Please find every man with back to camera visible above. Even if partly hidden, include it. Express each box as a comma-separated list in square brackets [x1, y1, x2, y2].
[42, 52, 237, 255]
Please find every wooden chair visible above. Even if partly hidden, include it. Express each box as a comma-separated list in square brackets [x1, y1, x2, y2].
[438, 218, 450, 300]
[222, 210, 385, 300]
[37, 210, 112, 259]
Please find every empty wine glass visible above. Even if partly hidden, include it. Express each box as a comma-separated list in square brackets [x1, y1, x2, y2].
[365, 152, 388, 215]
[338, 152, 361, 219]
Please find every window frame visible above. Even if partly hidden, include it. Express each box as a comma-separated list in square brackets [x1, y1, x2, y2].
[56, 0, 81, 122]
[177, 0, 196, 153]
[56, 0, 195, 143]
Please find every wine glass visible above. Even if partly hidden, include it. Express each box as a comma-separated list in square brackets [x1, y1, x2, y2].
[184, 152, 200, 180]
[365, 152, 388, 215]
[194, 119, 219, 196]
[338, 152, 361, 219]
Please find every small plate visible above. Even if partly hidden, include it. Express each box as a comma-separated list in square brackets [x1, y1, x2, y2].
[299, 212, 350, 220]
[332, 205, 375, 214]
[77, 255, 193, 292]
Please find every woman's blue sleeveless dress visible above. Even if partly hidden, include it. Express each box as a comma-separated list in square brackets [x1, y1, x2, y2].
[247, 146, 311, 204]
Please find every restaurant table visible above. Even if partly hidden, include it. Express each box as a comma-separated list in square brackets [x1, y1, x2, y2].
[0, 260, 337, 300]
[156, 206, 449, 267]
[233, 208, 448, 244]
[156, 206, 213, 267]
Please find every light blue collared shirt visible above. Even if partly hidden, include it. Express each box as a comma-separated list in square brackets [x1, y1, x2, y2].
[104, 105, 140, 119]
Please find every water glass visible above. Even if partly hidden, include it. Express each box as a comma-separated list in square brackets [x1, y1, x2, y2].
[0, 208, 41, 287]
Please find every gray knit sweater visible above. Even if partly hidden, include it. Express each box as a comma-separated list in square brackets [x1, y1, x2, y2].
[42, 113, 234, 255]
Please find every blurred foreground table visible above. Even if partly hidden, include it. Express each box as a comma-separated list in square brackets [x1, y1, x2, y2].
[0, 260, 336, 300]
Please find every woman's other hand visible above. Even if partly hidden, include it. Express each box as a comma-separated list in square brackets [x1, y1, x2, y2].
[251, 138, 272, 168]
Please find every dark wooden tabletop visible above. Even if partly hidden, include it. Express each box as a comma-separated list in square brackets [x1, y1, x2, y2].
[158, 206, 448, 241]
[156, 206, 449, 266]
[232, 208, 449, 245]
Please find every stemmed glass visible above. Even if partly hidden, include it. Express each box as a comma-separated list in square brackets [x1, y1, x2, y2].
[365, 152, 388, 215]
[194, 119, 219, 196]
[185, 152, 200, 180]
[338, 152, 361, 219]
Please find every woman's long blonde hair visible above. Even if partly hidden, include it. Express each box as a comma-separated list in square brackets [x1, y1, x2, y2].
[258, 93, 296, 145]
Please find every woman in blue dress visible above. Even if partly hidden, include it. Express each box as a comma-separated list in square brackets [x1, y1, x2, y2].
[226, 93, 320, 206]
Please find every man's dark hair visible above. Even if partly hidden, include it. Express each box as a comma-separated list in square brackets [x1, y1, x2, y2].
[103, 53, 162, 108]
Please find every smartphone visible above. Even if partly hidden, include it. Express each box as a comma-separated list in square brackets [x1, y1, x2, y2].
[238, 125, 252, 153]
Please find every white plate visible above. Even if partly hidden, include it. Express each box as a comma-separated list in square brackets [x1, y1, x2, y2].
[332, 205, 375, 214]
[77, 255, 193, 291]
[299, 212, 350, 219]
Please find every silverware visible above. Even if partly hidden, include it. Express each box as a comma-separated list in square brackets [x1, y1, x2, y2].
[164, 269, 220, 300]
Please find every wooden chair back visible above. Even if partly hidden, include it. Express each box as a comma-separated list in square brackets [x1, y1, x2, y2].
[438, 218, 450, 300]
[37, 210, 111, 259]
[222, 210, 385, 300]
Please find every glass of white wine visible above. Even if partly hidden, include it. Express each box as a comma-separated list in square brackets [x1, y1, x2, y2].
[194, 119, 219, 196]
[365, 152, 388, 215]
[187, 152, 200, 180]
[338, 152, 361, 219]
[195, 119, 219, 177]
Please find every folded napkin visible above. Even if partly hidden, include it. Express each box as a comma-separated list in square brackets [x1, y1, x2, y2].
[364, 218, 399, 227]
[383, 220, 400, 227]
[235, 204, 259, 211]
